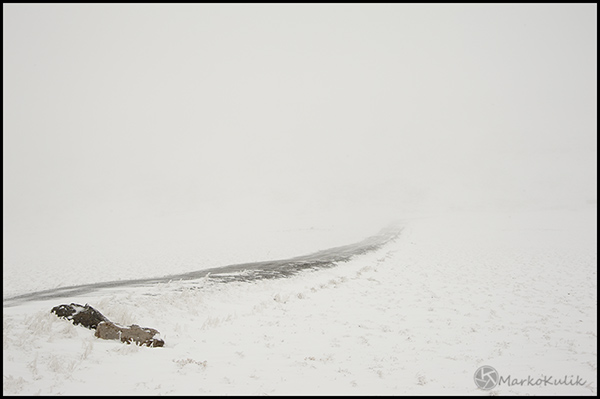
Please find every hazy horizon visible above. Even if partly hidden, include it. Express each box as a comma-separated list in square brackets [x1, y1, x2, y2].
[3, 4, 597, 262]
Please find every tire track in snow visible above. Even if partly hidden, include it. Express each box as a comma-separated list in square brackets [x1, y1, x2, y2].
[3, 223, 403, 308]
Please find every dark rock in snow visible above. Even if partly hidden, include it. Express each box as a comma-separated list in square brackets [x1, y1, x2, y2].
[51, 303, 164, 347]
[50, 303, 110, 330]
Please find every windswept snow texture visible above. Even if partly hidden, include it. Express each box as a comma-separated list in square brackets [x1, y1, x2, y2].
[2, 208, 597, 395]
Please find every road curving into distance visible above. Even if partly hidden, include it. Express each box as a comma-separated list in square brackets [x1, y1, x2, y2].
[3, 222, 403, 308]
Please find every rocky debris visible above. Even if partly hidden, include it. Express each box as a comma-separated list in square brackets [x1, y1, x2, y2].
[51, 303, 164, 347]
[95, 321, 164, 347]
[51, 303, 110, 330]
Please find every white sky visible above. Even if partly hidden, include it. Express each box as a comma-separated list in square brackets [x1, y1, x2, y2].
[3, 4, 597, 256]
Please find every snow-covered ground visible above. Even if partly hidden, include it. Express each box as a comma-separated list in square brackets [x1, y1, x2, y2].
[3, 206, 596, 395]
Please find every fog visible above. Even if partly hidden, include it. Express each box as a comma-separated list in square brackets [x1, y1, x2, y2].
[3, 4, 597, 262]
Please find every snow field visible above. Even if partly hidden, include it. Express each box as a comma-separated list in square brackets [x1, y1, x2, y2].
[3, 208, 597, 395]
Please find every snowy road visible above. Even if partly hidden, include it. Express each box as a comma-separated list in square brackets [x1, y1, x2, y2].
[3, 223, 403, 308]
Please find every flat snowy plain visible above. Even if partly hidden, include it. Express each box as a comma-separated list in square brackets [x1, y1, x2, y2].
[3, 206, 596, 395]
